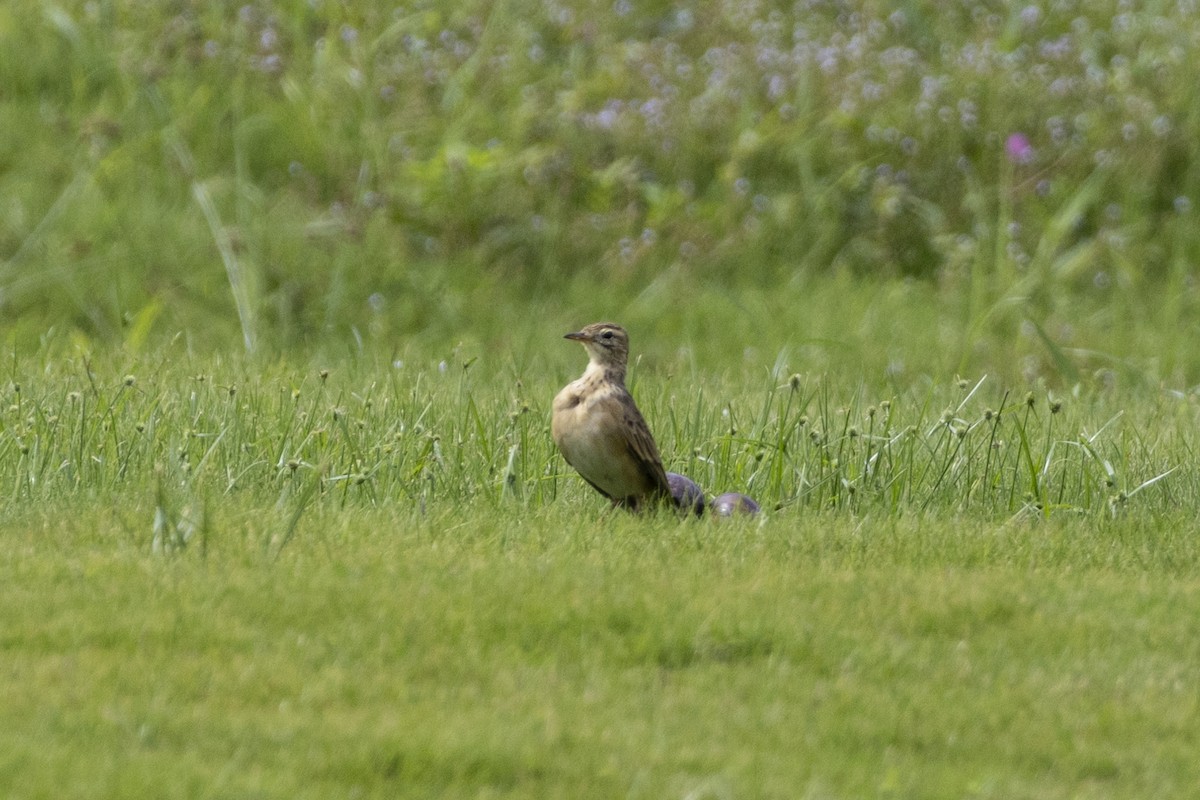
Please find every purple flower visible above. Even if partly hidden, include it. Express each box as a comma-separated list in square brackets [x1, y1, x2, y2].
[1005, 132, 1035, 165]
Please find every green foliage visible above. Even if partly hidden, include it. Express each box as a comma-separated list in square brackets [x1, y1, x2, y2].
[4, 0, 1200, 366]
[0, 351, 1187, 526]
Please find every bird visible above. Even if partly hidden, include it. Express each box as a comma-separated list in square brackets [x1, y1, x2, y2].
[552, 322, 673, 511]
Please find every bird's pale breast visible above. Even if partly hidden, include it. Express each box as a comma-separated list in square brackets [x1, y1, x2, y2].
[552, 380, 656, 500]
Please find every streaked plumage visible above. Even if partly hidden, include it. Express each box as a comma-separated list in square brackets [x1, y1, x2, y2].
[552, 323, 671, 511]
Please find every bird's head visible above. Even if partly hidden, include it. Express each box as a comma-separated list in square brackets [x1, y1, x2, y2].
[564, 322, 630, 368]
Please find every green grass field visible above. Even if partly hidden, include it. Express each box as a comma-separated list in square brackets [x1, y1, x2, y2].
[5, 505, 1200, 799]
[5, 0, 1200, 797]
[2, 354, 1198, 798]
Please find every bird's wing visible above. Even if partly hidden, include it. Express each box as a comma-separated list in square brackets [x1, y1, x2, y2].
[620, 401, 671, 498]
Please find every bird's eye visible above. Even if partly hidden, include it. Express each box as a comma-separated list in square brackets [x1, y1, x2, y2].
[601, 330, 614, 340]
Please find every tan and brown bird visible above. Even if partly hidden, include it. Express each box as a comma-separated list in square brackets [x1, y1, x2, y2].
[552, 322, 672, 511]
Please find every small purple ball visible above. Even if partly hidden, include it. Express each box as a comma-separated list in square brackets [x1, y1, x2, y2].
[666, 472, 706, 516]
[710, 492, 761, 517]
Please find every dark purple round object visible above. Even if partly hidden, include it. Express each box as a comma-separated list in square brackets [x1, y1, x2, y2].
[710, 492, 761, 517]
[666, 472, 706, 516]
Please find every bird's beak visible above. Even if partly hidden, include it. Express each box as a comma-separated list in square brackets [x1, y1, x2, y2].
[564, 331, 589, 341]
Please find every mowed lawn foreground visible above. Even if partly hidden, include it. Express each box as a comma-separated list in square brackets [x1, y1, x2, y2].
[3, 504, 1199, 799]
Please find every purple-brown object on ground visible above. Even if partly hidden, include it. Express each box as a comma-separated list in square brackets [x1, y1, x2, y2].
[710, 492, 761, 517]
[667, 472, 706, 516]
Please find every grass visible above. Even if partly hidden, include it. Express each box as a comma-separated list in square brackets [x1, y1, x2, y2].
[0, 344, 1188, 519]
[4, 502, 1200, 799]
[5, 0, 1200, 796]
[4, 0, 1200, 379]
[2, 353, 1199, 798]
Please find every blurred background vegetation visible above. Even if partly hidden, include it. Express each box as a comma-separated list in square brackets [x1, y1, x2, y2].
[3, 0, 1200, 383]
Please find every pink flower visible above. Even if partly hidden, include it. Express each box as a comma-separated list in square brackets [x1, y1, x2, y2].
[1005, 132, 1035, 165]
